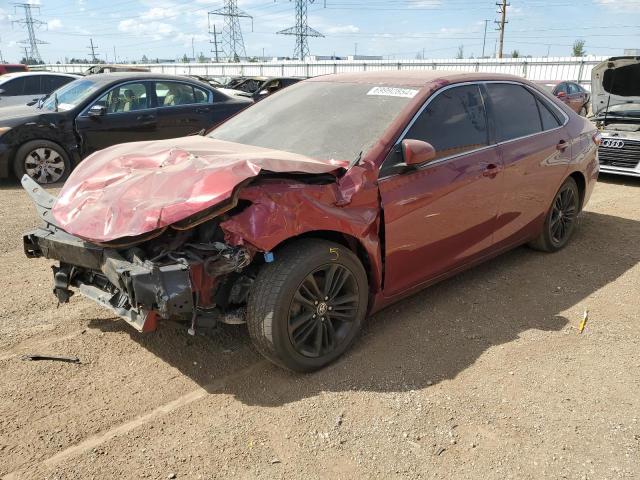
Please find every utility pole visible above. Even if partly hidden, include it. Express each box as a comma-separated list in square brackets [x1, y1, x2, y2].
[276, 0, 324, 60]
[209, 1, 253, 62]
[12, 3, 48, 63]
[113, 46, 117, 64]
[23, 46, 29, 62]
[482, 19, 490, 58]
[191, 37, 195, 61]
[495, 0, 509, 59]
[354, 42, 358, 57]
[88, 38, 98, 62]
[208, 18, 222, 63]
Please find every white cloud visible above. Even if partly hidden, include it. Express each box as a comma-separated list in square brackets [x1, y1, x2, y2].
[48, 18, 63, 30]
[118, 19, 178, 39]
[595, 0, 640, 10]
[142, 7, 179, 20]
[326, 24, 360, 34]
[408, 0, 442, 8]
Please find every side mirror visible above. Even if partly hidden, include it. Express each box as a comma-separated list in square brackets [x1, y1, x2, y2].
[88, 105, 106, 117]
[0, 89, 5, 95]
[557, 91, 567, 98]
[401, 139, 436, 166]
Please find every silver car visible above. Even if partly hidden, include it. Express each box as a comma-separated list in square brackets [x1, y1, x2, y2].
[0, 72, 80, 108]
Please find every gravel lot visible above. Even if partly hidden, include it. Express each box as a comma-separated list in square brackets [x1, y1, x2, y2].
[0, 174, 638, 479]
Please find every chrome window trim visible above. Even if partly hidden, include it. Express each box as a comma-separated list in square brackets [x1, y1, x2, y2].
[379, 79, 569, 179]
[80, 79, 213, 117]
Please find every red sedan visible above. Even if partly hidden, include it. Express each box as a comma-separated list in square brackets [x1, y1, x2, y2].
[23, 71, 599, 371]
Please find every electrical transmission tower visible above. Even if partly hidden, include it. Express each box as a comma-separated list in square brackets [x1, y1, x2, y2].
[209, 1, 252, 62]
[88, 38, 99, 62]
[495, 0, 509, 59]
[12, 3, 48, 63]
[277, 0, 324, 60]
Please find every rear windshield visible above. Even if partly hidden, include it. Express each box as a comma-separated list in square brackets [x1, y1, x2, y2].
[603, 63, 640, 97]
[208, 81, 417, 162]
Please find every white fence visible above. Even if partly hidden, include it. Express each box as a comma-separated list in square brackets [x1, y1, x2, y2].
[38, 56, 607, 89]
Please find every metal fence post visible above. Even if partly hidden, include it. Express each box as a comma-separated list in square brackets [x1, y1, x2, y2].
[577, 59, 585, 83]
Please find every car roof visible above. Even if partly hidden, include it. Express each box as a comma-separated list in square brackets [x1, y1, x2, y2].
[0, 71, 80, 81]
[80, 72, 213, 88]
[306, 70, 531, 88]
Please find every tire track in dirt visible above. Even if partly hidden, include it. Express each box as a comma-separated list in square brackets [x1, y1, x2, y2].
[2, 361, 265, 480]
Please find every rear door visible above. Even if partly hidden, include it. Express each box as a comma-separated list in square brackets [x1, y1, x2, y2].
[379, 83, 504, 297]
[154, 81, 216, 138]
[75, 81, 157, 155]
[484, 82, 571, 249]
[567, 82, 584, 113]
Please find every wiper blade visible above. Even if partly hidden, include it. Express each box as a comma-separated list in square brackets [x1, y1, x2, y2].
[346, 150, 363, 171]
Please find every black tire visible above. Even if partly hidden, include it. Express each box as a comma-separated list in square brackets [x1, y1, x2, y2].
[14, 140, 71, 185]
[246, 239, 368, 372]
[529, 177, 580, 252]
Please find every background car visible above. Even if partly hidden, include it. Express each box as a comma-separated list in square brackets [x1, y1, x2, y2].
[0, 72, 252, 184]
[0, 72, 79, 108]
[538, 80, 590, 116]
[0, 64, 28, 75]
[218, 76, 303, 101]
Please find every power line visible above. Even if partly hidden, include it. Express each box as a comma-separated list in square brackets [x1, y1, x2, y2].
[209, 1, 253, 62]
[12, 3, 48, 63]
[277, 0, 324, 60]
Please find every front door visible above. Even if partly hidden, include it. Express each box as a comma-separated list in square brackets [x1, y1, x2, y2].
[379, 84, 504, 297]
[75, 81, 157, 155]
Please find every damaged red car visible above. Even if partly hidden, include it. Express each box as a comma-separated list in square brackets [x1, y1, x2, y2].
[23, 71, 599, 372]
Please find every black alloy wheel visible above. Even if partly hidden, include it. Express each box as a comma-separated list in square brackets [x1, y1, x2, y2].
[549, 182, 578, 247]
[288, 264, 360, 358]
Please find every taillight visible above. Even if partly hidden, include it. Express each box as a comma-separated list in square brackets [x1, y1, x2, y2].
[592, 131, 602, 146]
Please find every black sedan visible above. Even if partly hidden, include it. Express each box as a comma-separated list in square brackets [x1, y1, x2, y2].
[0, 73, 252, 184]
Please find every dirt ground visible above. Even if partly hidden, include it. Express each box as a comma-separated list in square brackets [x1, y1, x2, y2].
[0, 174, 638, 480]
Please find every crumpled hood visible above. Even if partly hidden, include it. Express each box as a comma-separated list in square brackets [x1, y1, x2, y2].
[52, 136, 348, 243]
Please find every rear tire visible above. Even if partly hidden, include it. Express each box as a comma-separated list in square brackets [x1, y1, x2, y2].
[528, 177, 580, 252]
[14, 140, 71, 185]
[246, 239, 368, 372]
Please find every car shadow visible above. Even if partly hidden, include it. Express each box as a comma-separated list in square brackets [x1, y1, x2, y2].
[87, 210, 639, 406]
[597, 173, 640, 186]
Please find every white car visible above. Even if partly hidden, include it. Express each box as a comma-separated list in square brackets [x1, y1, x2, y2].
[591, 56, 640, 177]
[0, 72, 80, 108]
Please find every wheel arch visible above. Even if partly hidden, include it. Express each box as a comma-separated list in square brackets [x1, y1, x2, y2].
[269, 229, 377, 293]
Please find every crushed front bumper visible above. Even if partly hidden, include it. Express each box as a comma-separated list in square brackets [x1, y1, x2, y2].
[22, 175, 195, 332]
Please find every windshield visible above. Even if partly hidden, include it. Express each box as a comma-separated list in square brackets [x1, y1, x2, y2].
[42, 78, 102, 111]
[208, 81, 417, 161]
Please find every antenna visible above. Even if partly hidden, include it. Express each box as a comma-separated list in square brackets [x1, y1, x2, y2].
[12, 3, 48, 63]
[209, 1, 252, 62]
[277, 0, 324, 60]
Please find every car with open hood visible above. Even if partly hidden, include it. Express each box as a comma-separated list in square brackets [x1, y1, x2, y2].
[0, 72, 252, 184]
[591, 56, 640, 177]
[22, 71, 599, 372]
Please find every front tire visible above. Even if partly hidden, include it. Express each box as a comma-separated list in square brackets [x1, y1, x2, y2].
[14, 140, 71, 185]
[246, 239, 368, 372]
[529, 177, 580, 252]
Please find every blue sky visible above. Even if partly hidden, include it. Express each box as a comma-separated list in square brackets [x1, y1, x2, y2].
[1, 0, 640, 63]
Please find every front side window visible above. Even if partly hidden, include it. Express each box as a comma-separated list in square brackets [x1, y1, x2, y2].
[568, 83, 581, 94]
[404, 84, 488, 160]
[486, 83, 542, 142]
[42, 75, 74, 93]
[156, 82, 197, 106]
[1, 78, 25, 96]
[94, 83, 149, 113]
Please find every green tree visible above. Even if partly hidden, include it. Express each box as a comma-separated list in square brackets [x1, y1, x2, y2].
[198, 52, 207, 63]
[456, 44, 464, 59]
[511, 50, 520, 58]
[572, 40, 586, 57]
[181, 53, 189, 63]
[141, 54, 149, 63]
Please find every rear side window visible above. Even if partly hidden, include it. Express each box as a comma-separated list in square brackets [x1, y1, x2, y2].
[567, 83, 581, 94]
[405, 84, 488, 160]
[536, 97, 561, 131]
[554, 83, 568, 95]
[486, 83, 542, 142]
[156, 82, 197, 106]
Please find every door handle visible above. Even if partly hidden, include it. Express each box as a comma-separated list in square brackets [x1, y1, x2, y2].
[136, 114, 155, 121]
[195, 107, 211, 114]
[482, 163, 501, 178]
[556, 140, 569, 151]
